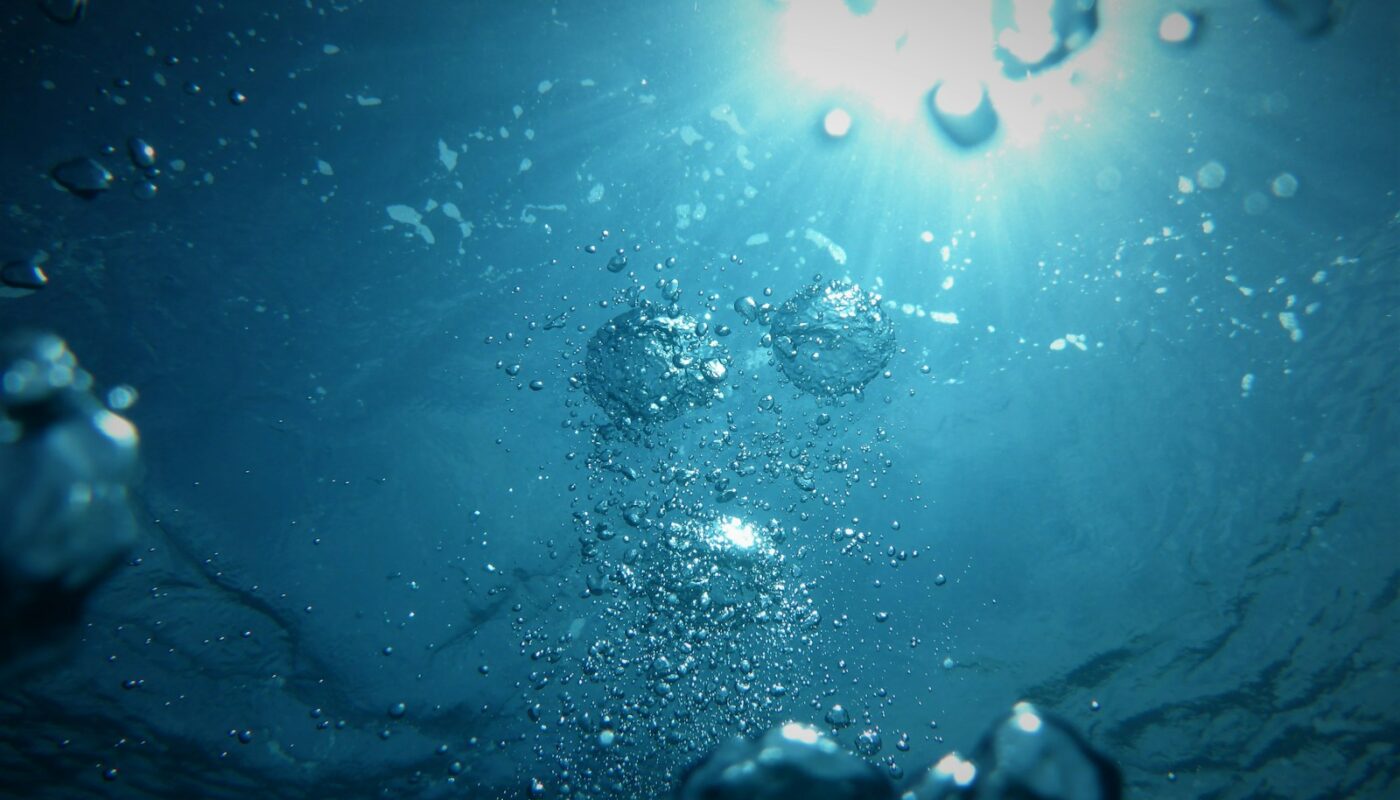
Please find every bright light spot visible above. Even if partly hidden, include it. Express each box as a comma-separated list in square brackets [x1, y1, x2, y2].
[777, 0, 1000, 120]
[997, 0, 1058, 65]
[935, 753, 978, 786]
[1197, 160, 1227, 189]
[94, 410, 138, 447]
[933, 78, 986, 117]
[823, 107, 853, 137]
[106, 384, 138, 411]
[930, 76, 998, 147]
[1271, 172, 1299, 198]
[1158, 11, 1196, 44]
[780, 722, 820, 745]
[718, 516, 757, 549]
[1015, 709, 1044, 733]
[920, 231, 934, 243]
[772, 0, 1104, 144]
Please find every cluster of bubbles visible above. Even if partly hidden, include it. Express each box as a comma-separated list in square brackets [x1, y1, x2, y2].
[584, 275, 893, 429]
[509, 258, 909, 797]
[2, 0, 254, 302]
[516, 488, 824, 795]
[49, 132, 234, 204]
[676, 702, 1122, 800]
[0, 332, 140, 672]
[763, 278, 895, 398]
[584, 304, 730, 429]
[37, 2, 248, 207]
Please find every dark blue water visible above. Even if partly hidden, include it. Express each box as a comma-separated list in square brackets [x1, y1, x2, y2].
[1, 1, 1396, 798]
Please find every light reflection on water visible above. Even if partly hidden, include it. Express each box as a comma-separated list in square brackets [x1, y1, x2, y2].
[717, 515, 757, 550]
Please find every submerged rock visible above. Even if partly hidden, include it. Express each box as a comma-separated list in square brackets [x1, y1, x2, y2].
[768, 278, 894, 396]
[585, 305, 729, 425]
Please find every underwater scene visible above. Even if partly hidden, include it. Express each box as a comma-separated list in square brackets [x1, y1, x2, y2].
[0, 1, 1396, 798]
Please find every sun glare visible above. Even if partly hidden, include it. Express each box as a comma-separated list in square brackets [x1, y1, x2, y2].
[718, 516, 757, 550]
[773, 0, 1112, 147]
[777, 0, 1001, 122]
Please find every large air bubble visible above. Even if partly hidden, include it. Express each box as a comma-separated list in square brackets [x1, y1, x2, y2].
[993, 0, 1099, 77]
[768, 278, 894, 397]
[585, 305, 729, 426]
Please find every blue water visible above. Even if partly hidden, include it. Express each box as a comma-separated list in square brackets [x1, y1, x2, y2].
[1, 1, 1396, 798]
